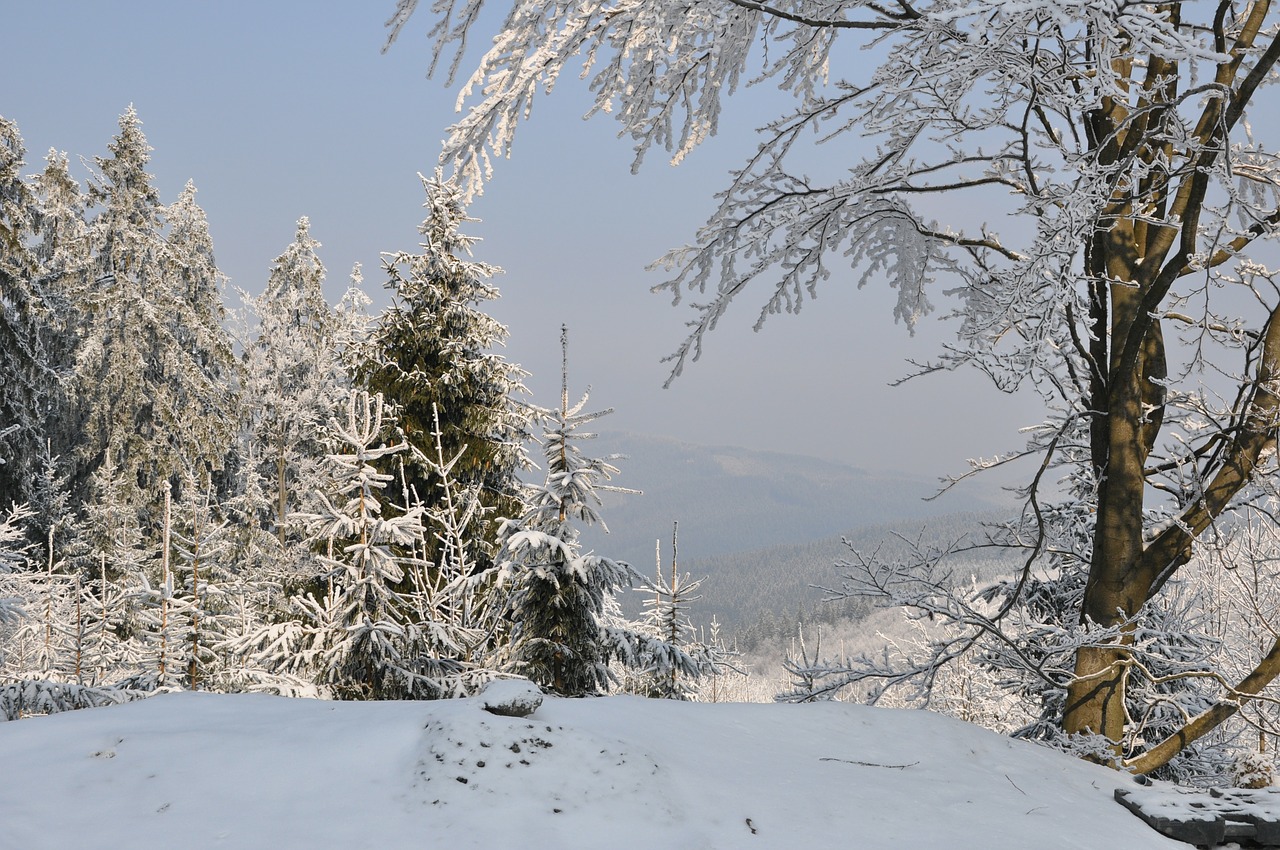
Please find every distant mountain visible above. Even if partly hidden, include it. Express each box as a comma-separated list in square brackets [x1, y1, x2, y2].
[578, 431, 1007, 567]
[673, 513, 1020, 642]
[571, 432, 1017, 629]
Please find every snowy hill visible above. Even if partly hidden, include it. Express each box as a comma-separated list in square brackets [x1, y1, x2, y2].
[0, 692, 1181, 849]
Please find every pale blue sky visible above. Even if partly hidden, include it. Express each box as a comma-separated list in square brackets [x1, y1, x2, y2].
[6, 1, 1040, 485]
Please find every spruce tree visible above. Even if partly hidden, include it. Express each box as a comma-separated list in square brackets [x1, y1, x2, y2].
[295, 389, 448, 699]
[242, 217, 344, 546]
[0, 116, 57, 508]
[30, 149, 91, 487]
[492, 328, 638, 696]
[162, 180, 240, 487]
[358, 172, 529, 573]
[75, 107, 237, 508]
[75, 106, 166, 497]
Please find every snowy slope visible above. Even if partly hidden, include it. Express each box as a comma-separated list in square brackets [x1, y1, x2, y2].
[0, 692, 1180, 849]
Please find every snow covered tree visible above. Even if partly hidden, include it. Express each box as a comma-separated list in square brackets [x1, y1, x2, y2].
[242, 217, 345, 547]
[336, 263, 373, 380]
[388, 0, 1280, 769]
[357, 171, 529, 574]
[76, 107, 237, 510]
[75, 106, 166, 498]
[0, 117, 57, 509]
[167, 477, 238, 690]
[161, 180, 240, 485]
[291, 389, 468, 699]
[403, 402, 501, 691]
[30, 149, 91, 490]
[626, 523, 729, 700]
[0, 498, 34, 634]
[73, 449, 154, 681]
[491, 328, 651, 696]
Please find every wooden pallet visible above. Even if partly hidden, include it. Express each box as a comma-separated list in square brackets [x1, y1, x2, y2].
[1116, 786, 1280, 846]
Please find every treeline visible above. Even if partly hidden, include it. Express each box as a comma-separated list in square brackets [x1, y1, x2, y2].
[0, 109, 725, 715]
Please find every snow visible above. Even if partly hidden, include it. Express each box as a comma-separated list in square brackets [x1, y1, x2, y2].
[479, 678, 543, 717]
[0, 692, 1183, 849]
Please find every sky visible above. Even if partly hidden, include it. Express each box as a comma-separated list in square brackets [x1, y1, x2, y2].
[5, 1, 1043, 485]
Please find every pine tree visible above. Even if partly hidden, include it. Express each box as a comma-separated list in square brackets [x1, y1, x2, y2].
[358, 171, 529, 574]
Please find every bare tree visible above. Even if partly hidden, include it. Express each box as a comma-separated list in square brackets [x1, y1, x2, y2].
[388, 1, 1280, 770]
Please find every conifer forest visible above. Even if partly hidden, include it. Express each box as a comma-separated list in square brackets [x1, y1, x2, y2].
[0, 109, 726, 716]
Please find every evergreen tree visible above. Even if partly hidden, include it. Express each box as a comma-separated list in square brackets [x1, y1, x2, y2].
[295, 389, 463, 699]
[0, 498, 34, 635]
[336, 263, 373, 379]
[492, 328, 640, 696]
[630, 523, 720, 700]
[162, 180, 240, 487]
[30, 149, 91, 489]
[75, 107, 237, 509]
[74, 449, 153, 684]
[75, 106, 167, 498]
[242, 216, 343, 546]
[168, 476, 236, 690]
[0, 116, 56, 508]
[358, 172, 529, 573]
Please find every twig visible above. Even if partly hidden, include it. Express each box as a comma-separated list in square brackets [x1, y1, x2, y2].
[820, 758, 919, 769]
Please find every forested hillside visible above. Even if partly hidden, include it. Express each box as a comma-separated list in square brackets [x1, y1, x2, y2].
[684, 512, 1018, 647]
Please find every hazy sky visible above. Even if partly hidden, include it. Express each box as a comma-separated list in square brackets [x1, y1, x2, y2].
[6, 1, 1043, 487]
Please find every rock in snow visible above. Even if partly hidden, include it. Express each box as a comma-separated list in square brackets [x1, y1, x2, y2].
[480, 678, 544, 717]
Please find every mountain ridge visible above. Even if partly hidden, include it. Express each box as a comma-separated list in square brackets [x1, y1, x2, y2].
[568, 432, 1016, 630]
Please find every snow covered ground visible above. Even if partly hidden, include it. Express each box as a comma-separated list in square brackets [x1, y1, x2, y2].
[0, 690, 1183, 849]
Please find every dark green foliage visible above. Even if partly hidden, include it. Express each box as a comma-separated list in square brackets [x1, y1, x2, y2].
[358, 173, 528, 572]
